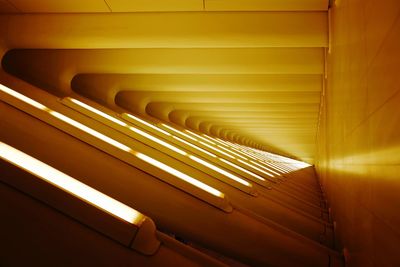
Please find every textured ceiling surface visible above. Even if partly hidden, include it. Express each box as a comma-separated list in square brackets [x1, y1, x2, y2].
[0, 0, 328, 163]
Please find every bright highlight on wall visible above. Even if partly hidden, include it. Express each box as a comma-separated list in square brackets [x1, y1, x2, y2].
[0, 141, 145, 225]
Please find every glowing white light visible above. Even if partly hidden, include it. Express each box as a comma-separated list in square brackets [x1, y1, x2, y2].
[0, 142, 144, 225]
[185, 130, 216, 145]
[50, 111, 132, 152]
[199, 141, 235, 159]
[124, 114, 172, 136]
[161, 124, 197, 141]
[172, 136, 217, 158]
[0, 84, 48, 110]
[216, 145, 248, 160]
[237, 159, 274, 177]
[68, 98, 128, 127]
[129, 126, 187, 156]
[219, 158, 266, 182]
[250, 160, 282, 176]
[189, 155, 251, 187]
[136, 153, 224, 198]
[1, 84, 225, 203]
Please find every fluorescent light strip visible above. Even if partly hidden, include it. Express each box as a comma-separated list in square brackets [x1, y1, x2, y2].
[161, 124, 198, 142]
[1, 84, 224, 202]
[172, 136, 217, 158]
[124, 113, 171, 136]
[0, 84, 48, 110]
[250, 160, 282, 176]
[189, 155, 251, 187]
[222, 142, 262, 162]
[136, 153, 223, 198]
[0, 142, 144, 225]
[68, 98, 128, 127]
[237, 159, 274, 178]
[264, 162, 289, 173]
[216, 145, 248, 160]
[270, 161, 292, 171]
[185, 130, 216, 145]
[129, 126, 187, 156]
[207, 137, 237, 149]
[49, 111, 132, 152]
[219, 158, 266, 182]
[199, 141, 236, 159]
[65, 99, 187, 156]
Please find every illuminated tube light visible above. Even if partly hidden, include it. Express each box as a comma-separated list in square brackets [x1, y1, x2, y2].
[50, 111, 132, 152]
[0, 84, 48, 110]
[270, 162, 292, 172]
[172, 136, 217, 158]
[262, 161, 287, 173]
[161, 124, 198, 141]
[250, 160, 282, 176]
[264, 162, 289, 173]
[229, 146, 261, 161]
[216, 145, 248, 160]
[199, 141, 235, 159]
[185, 130, 216, 145]
[123, 113, 172, 137]
[219, 158, 266, 182]
[189, 155, 251, 187]
[68, 98, 128, 127]
[237, 159, 275, 178]
[204, 137, 233, 146]
[0, 141, 144, 225]
[63, 98, 187, 156]
[1, 85, 228, 211]
[129, 126, 187, 156]
[136, 153, 224, 198]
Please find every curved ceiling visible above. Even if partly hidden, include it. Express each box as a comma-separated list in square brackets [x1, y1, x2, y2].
[0, 0, 329, 163]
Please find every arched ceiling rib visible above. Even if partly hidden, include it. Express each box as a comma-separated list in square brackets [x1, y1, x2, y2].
[0, 3, 328, 163]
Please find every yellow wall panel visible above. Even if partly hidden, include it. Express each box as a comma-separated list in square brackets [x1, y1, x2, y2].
[206, 0, 328, 11]
[316, 0, 400, 265]
[107, 0, 203, 12]
[9, 0, 110, 12]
